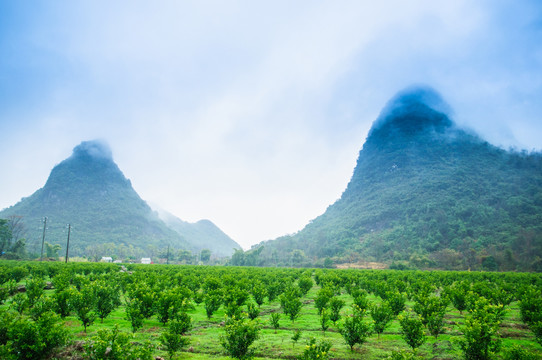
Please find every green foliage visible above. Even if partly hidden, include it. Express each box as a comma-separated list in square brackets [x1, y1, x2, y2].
[270, 312, 281, 333]
[298, 276, 314, 296]
[340, 305, 373, 351]
[314, 287, 333, 315]
[413, 293, 448, 338]
[299, 337, 332, 360]
[2, 310, 68, 360]
[370, 302, 394, 338]
[519, 288, 542, 325]
[320, 308, 330, 335]
[457, 298, 502, 360]
[125, 298, 144, 333]
[220, 315, 261, 359]
[251, 281, 267, 307]
[25, 276, 45, 308]
[247, 301, 260, 320]
[387, 350, 423, 360]
[71, 284, 97, 332]
[503, 345, 540, 360]
[204, 290, 222, 319]
[93, 279, 121, 322]
[385, 290, 407, 316]
[280, 287, 303, 323]
[291, 329, 302, 348]
[160, 317, 191, 359]
[328, 297, 345, 324]
[85, 325, 153, 360]
[52, 288, 72, 318]
[398, 312, 426, 351]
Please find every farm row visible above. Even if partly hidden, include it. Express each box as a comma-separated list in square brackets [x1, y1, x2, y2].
[0, 261, 541, 359]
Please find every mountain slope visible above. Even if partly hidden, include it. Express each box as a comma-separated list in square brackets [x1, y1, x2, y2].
[255, 86, 542, 271]
[155, 208, 241, 257]
[0, 141, 191, 258]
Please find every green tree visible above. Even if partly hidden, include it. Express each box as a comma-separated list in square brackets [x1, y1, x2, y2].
[371, 302, 394, 339]
[160, 315, 191, 360]
[329, 297, 345, 325]
[458, 299, 502, 360]
[398, 312, 426, 351]
[320, 308, 330, 335]
[340, 305, 373, 352]
[71, 285, 96, 332]
[200, 249, 211, 263]
[220, 315, 260, 359]
[280, 288, 303, 323]
[298, 276, 314, 296]
[85, 325, 153, 360]
[5, 311, 68, 360]
[93, 280, 121, 322]
[251, 281, 267, 307]
[125, 298, 144, 333]
[270, 312, 281, 333]
[315, 287, 334, 315]
[204, 291, 222, 319]
[299, 337, 332, 360]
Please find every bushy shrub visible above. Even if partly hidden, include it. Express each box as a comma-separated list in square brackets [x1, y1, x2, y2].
[220, 315, 260, 359]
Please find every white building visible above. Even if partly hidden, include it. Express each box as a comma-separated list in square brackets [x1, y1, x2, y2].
[141, 258, 151, 264]
[101, 256, 113, 263]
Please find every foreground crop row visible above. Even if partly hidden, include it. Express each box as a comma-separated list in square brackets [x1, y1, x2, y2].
[0, 261, 541, 359]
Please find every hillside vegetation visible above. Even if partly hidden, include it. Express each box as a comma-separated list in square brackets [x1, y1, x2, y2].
[253, 87, 542, 271]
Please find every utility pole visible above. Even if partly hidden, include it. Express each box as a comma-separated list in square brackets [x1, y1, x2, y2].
[65, 224, 71, 263]
[40, 217, 47, 261]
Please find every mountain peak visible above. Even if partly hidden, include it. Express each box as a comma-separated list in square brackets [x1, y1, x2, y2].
[71, 140, 113, 162]
[367, 85, 454, 145]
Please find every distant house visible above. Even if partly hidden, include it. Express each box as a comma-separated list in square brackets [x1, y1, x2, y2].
[101, 256, 113, 263]
[113, 260, 122, 264]
[141, 258, 151, 264]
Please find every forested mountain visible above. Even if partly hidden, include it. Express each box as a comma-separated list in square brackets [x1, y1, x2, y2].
[253, 86, 542, 271]
[155, 208, 241, 257]
[0, 140, 238, 259]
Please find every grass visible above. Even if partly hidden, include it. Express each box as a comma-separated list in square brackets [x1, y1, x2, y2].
[33, 284, 540, 359]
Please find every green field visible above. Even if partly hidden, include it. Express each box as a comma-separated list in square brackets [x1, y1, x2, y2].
[0, 261, 541, 359]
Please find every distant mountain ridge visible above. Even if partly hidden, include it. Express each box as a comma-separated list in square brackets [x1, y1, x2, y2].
[154, 207, 241, 257]
[254, 86, 542, 271]
[0, 140, 240, 259]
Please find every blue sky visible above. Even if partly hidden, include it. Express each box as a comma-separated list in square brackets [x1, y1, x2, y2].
[1, 1, 541, 249]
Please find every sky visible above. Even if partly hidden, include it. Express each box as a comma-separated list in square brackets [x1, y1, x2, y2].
[1, 1, 542, 250]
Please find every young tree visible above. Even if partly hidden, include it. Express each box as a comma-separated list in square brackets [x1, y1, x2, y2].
[125, 298, 144, 333]
[340, 305, 373, 352]
[160, 315, 191, 360]
[458, 299, 502, 360]
[298, 277, 314, 296]
[320, 308, 330, 336]
[71, 285, 97, 332]
[251, 281, 267, 307]
[270, 312, 281, 334]
[329, 297, 345, 325]
[204, 291, 222, 319]
[299, 337, 332, 360]
[85, 325, 153, 360]
[220, 315, 260, 359]
[280, 288, 303, 323]
[371, 302, 394, 339]
[314, 287, 333, 315]
[398, 312, 426, 352]
[93, 280, 121, 323]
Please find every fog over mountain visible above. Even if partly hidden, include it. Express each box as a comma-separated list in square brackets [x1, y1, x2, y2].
[252, 87, 542, 271]
[0, 140, 240, 259]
